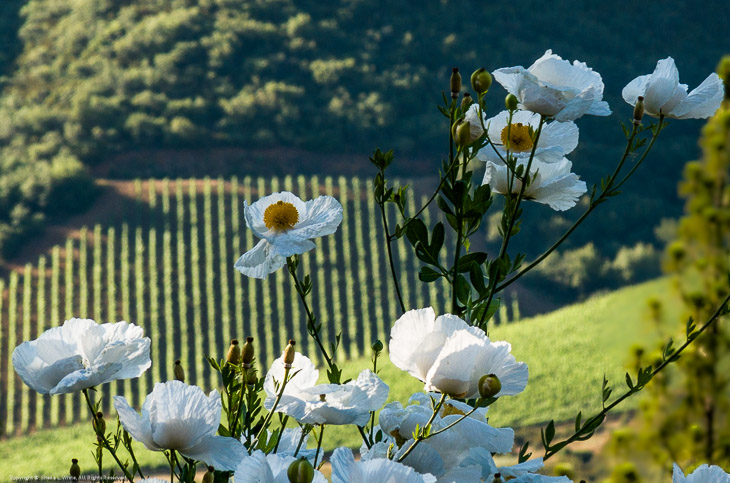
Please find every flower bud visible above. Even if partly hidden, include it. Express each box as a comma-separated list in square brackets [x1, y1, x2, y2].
[461, 92, 473, 110]
[471, 67, 492, 94]
[478, 373, 502, 398]
[371, 339, 384, 352]
[283, 340, 296, 366]
[493, 473, 503, 483]
[452, 119, 472, 147]
[202, 465, 215, 483]
[173, 359, 185, 382]
[505, 93, 519, 112]
[242, 336, 255, 366]
[227, 339, 242, 365]
[70, 458, 81, 479]
[450, 67, 461, 98]
[287, 457, 315, 483]
[633, 96, 644, 124]
[246, 368, 258, 385]
[94, 411, 106, 434]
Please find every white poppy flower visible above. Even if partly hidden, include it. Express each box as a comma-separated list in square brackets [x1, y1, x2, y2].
[12, 318, 151, 395]
[673, 463, 730, 483]
[622, 57, 724, 120]
[378, 394, 514, 476]
[234, 191, 343, 279]
[234, 450, 327, 483]
[482, 157, 587, 211]
[114, 381, 246, 471]
[331, 447, 437, 483]
[265, 364, 388, 426]
[389, 308, 528, 398]
[264, 352, 388, 426]
[493, 50, 611, 122]
[476, 110, 579, 165]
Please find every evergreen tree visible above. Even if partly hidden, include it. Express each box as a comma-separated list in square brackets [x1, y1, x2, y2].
[613, 55, 730, 479]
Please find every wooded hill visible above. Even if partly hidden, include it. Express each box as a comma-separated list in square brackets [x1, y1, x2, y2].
[0, 0, 726, 266]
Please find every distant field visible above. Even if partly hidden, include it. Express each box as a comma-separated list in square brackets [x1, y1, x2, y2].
[0, 277, 684, 480]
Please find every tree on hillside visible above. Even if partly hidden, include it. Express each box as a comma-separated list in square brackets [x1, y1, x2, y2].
[610, 55, 730, 480]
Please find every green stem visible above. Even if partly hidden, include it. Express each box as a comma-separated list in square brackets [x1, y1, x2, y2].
[478, 116, 545, 327]
[314, 425, 325, 468]
[82, 389, 134, 483]
[397, 393, 447, 463]
[451, 198, 464, 314]
[287, 258, 335, 372]
[543, 290, 730, 460]
[358, 425, 372, 450]
[273, 415, 289, 453]
[252, 366, 291, 450]
[379, 197, 406, 313]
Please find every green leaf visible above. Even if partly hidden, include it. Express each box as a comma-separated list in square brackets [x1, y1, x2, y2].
[456, 252, 487, 272]
[454, 274, 471, 304]
[419, 266, 442, 282]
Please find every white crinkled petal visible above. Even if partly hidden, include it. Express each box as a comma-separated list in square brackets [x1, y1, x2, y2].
[264, 351, 319, 401]
[288, 195, 343, 240]
[299, 384, 372, 426]
[182, 434, 247, 471]
[438, 465, 483, 483]
[52, 362, 122, 394]
[553, 85, 597, 122]
[467, 339, 528, 398]
[235, 451, 276, 483]
[492, 67, 529, 99]
[425, 330, 485, 397]
[431, 416, 514, 461]
[538, 120, 579, 156]
[114, 395, 160, 451]
[389, 307, 443, 381]
[12, 345, 84, 394]
[622, 74, 650, 106]
[333, 447, 437, 483]
[643, 57, 680, 115]
[350, 369, 390, 412]
[396, 438, 446, 477]
[499, 457, 545, 477]
[671, 73, 724, 119]
[676, 463, 730, 483]
[146, 381, 221, 450]
[234, 239, 288, 279]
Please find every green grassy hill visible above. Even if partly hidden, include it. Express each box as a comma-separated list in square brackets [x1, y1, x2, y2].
[0, 277, 681, 479]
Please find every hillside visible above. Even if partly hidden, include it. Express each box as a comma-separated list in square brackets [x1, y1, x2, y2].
[0, 0, 726, 256]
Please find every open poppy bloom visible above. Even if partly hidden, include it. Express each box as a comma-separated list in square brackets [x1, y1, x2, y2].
[493, 50, 611, 122]
[235, 191, 343, 279]
[622, 57, 724, 120]
[264, 351, 388, 426]
[13, 318, 151, 395]
[114, 381, 246, 471]
[389, 307, 528, 399]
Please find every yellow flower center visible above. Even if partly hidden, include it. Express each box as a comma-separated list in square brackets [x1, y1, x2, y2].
[440, 403, 466, 417]
[500, 123, 534, 152]
[263, 201, 299, 231]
